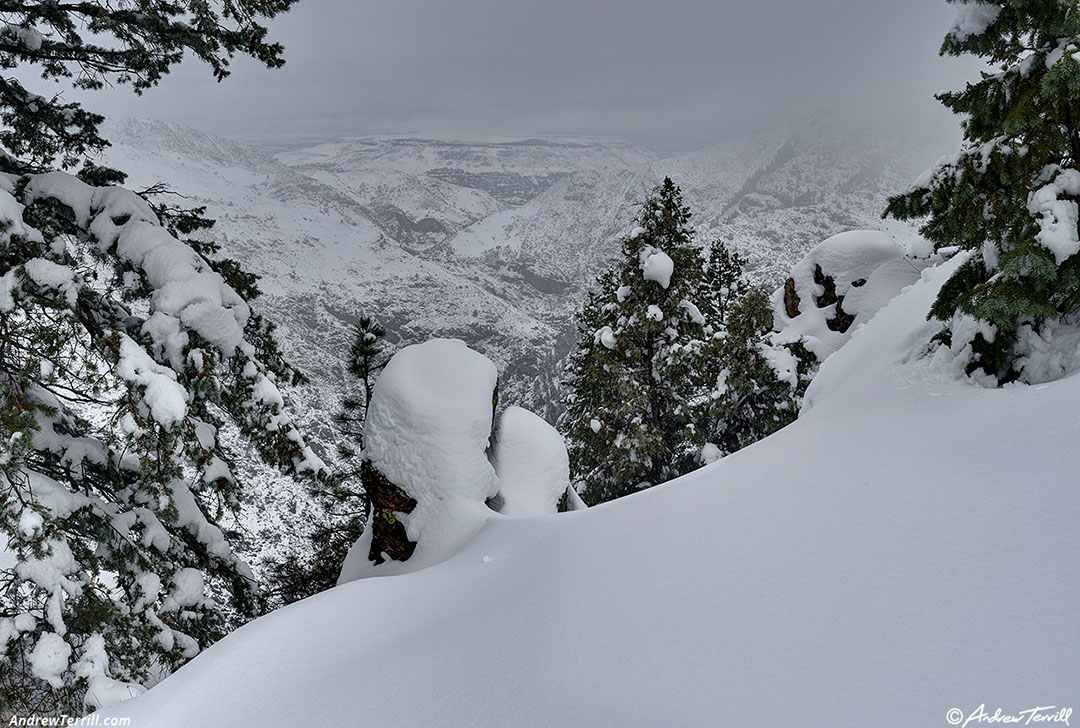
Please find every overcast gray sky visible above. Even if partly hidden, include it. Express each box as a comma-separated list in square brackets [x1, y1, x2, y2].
[65, 0, 980, 151]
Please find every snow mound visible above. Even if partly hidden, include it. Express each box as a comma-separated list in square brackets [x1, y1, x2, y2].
[102, 259, 1080, 727]
[339, 339, 500, 581]
[1028, 166, 1080, 265]
[948, 1, 1002, 42]
[1011, 317, 1080, 384]
[641, 248, 674, 288]
[772, 230, 929, 363]
[490, 406, 572, 517]
[76, 635, 147, 710]
[84, 676, 146, 711]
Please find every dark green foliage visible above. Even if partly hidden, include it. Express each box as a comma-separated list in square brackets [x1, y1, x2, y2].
[0, 0, 302, 715]
[0, 0, 297, 170]
[884, 0, 1080, 381]
[262, 523, 361, 606]
[561, 181, 798, 504]
[336, 315, 389, 460]
[701, 241, 749, 326]
[698, 257, 799, 458]
[1, 176, 319, 716]
[76, 160, 127, 187]
[561, 179, 708, 503]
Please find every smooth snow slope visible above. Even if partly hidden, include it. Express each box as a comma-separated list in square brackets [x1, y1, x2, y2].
[102, 259, 1079, 726]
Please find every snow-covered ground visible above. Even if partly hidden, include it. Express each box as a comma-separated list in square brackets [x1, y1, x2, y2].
[98, 248, 1079, 725]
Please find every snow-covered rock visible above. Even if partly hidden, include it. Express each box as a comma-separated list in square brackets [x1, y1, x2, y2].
[772, 229, 931, 363]
[338, 339, 500, 581]
[490, 406, 574, 517]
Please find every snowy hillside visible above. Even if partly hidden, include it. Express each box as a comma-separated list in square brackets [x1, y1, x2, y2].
[97, 250, 1079, 726]
[100, 117, 938, 420]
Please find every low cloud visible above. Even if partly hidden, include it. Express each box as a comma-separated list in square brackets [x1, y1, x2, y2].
[60, 0, 979, 151]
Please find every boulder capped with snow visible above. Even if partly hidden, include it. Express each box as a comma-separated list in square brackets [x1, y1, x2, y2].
[772, 230, 928, 363]
[339, 339, 501, 582]
[489, 407, 584, 517]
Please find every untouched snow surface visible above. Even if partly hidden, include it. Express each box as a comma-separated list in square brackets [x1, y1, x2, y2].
[101, 259, 1079, 726]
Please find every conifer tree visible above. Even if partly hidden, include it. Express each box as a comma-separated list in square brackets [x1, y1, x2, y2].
[0, 0, 310, 715]
[698, 242, 798, 459]
[701, 241, 749, 326]
[561, 178, 713, 503]
[885, 0, 1080, 381]
[562, 193, 801, 504]
[265, 315, 391, 605]
[0, 0, 295, 173]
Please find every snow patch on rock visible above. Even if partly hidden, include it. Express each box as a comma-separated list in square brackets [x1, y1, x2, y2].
[490, 407, 571, 518]
[772, 230, 928, 364]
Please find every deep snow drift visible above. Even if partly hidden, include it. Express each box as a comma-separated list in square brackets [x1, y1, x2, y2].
[100, 257, 1079, 726]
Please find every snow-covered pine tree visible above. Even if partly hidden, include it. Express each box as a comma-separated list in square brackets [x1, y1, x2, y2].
[266, 315, 391, 606]
[696, 241, 799, 461]
[0, 1, 293, 172]
[885, 0, 1080, 382]
[0, 0, 315, 715]
[701, 240, 749, 327]
[561, 178, 713, 504]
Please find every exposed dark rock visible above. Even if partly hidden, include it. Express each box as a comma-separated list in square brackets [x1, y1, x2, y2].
[363, 461, 418, 565]
[362, 203, 450, 248]
[783, 277, 801, 318]
[517, 266, 570, 294]
[812, 264, 839, 308]
[826, 296, 856, 333]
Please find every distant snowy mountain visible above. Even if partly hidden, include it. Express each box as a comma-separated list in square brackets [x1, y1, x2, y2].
[97, 117, 942, 572]
[101, 117, 935, 417]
